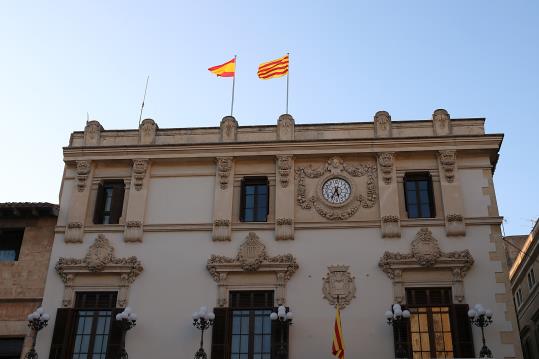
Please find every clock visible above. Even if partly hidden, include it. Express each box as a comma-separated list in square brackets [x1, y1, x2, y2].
[322, 178, 352, 204]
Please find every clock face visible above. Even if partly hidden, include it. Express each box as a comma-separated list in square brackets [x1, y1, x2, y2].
[322, 178, 352, 204]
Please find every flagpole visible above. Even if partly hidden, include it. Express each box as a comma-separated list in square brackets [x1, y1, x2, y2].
[138, 75, 150, 126]
[231, 55, 237, 116]
[286, 52, 290, 114]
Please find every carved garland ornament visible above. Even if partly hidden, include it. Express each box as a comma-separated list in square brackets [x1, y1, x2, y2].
[296, 156, 377, 220]
[322, 265, 356, 309]
[377, 152, 395, 185]
[277, 155, 293, 188]
[132, 159, 149, 191]
[76, 161, 91, 192]
[439, 150, 456, 183]
[216, 157, 233, 189]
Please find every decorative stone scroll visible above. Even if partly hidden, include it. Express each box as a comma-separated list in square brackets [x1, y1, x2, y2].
[438, 150, 456, 183]
[277, 155, 293, 188]
[216, 157, 233, 190]
[322, 265, 356, 309]
[132, 159, 149, 191]
[139, 118, 158, 145]
[377, 152, 394, 185]
[378, 228, 474, 303]
[275, 218, 294, 241]
[220, 116, 238, 142]
[124, 221, 143, 242]
[277, 114, 295, 140]
[84, 120, 103, 146]
[381, 215, 401, 238]
[55, 234, 143, 307]
[374, 111, 392, 138]
[65, 222, 84, 243]
[446, 214, 465, 237]
[76, 161, 91, 192]
[432, 109, 451, 136]
[207, 232, 298, 306]
[296, 156, 377, 220]
[212, 219, 231, 241]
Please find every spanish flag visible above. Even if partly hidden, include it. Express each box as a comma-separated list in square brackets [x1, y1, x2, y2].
[208, 57, 236, 77]
[332, 308, 345, 359]
[257, 54, 289, 80]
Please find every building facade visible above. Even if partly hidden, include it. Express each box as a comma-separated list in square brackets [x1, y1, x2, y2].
[507, 220, 539, 359]
[35, 110, 522, 358]
[0, 202, 58, 359]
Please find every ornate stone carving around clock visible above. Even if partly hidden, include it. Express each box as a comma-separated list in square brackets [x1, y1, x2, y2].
[322, 265, 356, 309]
[296, 156, 377, 220]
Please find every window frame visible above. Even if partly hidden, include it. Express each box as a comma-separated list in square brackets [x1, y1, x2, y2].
[403, 172, 436, 219]
[93, 180, 125, 225]
[515, 287, 523, 308]
[0, 228, 24, 262]
[240, 177, 270, 223]
[0, 337, 25, 359]
[527, 268, 536, 290]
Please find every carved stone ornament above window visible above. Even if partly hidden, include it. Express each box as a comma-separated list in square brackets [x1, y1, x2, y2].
[438, 150, 457, 183]
[132, 159, 149, 191]
[322, 265, 356, 309]
[374, 111, 392, 138]
[277, 114, 295, 140]
[295, 156, 377, 220]
[76, 160, 91, 192]
[277, 155, 293, 188]
[84, 120, 103, 146]
[377, 152, 395, 185]
[139, 118, 158, 145]
[55, 234, 143, 308]
[216, 157, 233, 190]
[207, 232, 298, 306]
[220, 116, 238, 142]
[432, 109, 451, 136]
[378, 228, 474, 303]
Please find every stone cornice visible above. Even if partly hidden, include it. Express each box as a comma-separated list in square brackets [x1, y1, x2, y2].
[63, 134, 503, 161]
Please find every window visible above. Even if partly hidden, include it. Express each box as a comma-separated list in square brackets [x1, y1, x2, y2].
[211, 290, 288, 359]
[48, 292, 123, 359]
[527, 268, 536, 289]
[397, 288, 475, 358]
[0, 338, 24, 359]
[404, 173, 435, 219]
[93, 181, 125, 225]
[240, 178, 269, 222]
[515, 288, 523, 308]
[0, 229, 24, 262]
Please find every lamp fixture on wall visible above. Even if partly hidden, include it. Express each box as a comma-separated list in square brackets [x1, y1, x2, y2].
[269, 305, 293, 359]
[468, 303, 493, 358]
[192, 306, 215, 359]
[24, 307, 49, 359]
[115, 307, 137, 359]
[384, 303, 410, 358]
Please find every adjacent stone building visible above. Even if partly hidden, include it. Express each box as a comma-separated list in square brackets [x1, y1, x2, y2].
[0, 202, 58, 358]
[507, 219, 539, 359]
[35, 110, 523, 358]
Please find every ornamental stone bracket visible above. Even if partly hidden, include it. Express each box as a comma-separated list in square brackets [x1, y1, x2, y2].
[124, 221, 144, 242]
[295, 156, 377, 221]
[55, 234, 143, 308]
[276, 155, 293, 188]
[65, 222, 84, 243]
[84, 120, 103, 146]
[220, 116, 238, 142]
[212, 219, 231, 241]
[377, 152, 395, 185]
[432, 109, 452, 136]
[446, 214, 466, 236]
[139, 118, 158, 145]
[374, 111, 392, 138]
[438, 150, 456, 183]
[322, 265, 356, 309]
[76, 160, 91, 192]
[132, 159, 149, 191]
[381, 215, 401, 238]
[216, 157, 233, 190]
[378, 228, 474, 304]
[207, 232, 298, 307]
[275, 218, 294, 241]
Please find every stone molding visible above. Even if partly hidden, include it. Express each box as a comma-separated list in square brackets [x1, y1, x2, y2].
[446, 214, 465, 236]
[277, 114, 295, 140]
[381, 215, 401, 238]
[275, 218, 294, 241]
[76, 160, 91, 192]
[124, 221, 143, 242]
[322, 265, 356, 309]
[55, 234, 143, 307]
[377, 152, 394, 185]
[432, 109, 451, 136]
[374, 111, 392, 138]
[276, 155, 293, 188]
[84, 120, 103, 146]
[296, 156, 377, 220]
[212, 219, 231, 242]
[220, 116, 238, 142]
[65, 222, 84, 243]
[378, 228, 474, 303]
[207, 232, 298, 306]
[438, 150, 456, 183]
[216, 157, 233, 190]
[132, 159, 149, 191]
[139, 118, 158, 145]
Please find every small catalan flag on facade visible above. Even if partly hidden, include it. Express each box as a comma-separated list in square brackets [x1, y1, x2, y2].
[208, 57, 236, 77]
[332, 307, 345, 359]
[257, 54, 289, 80]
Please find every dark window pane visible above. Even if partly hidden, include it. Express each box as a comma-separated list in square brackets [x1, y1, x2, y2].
[404, 174, 434, 219]
[257, 185, 267, 194]
[0, 229, 24, 262]
[407, 190, 418, 204]
[418, 181, 428, 191]
[419, 190, 430, 204]
[245, 186, 255, 195]
[420, 204, 431, 218]
[244, 209, 254, 222]
[408, 205, 419, 218]
[241, 178, 269, 222]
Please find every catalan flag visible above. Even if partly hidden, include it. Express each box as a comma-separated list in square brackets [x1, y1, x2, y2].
[332, 308, 345, 359]
[208, 57, 236, 77]
[257, 54, 289, 80]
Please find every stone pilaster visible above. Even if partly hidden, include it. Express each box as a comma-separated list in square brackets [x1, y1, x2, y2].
[275, 155, 294, 240]
[437, 150, 466, 236]
[123, 159, 151, 242]
[65, 160, 94, 243]
[377, 152, 400, 238]
[212, 157, 234, 241]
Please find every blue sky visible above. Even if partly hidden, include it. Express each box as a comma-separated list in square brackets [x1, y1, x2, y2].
[1, 1, 537, 235]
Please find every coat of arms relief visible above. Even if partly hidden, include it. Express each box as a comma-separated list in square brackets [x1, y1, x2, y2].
[322, 265, 356, 309]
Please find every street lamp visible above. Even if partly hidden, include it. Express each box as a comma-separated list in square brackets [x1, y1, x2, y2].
[192, 306, 215, 359]
[467, 303, 493, 358]
[115, 307, 137, 359]
[269, 305, 293, 359]
[24, 307, 49, 359]
[384, 303, 411, 358]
